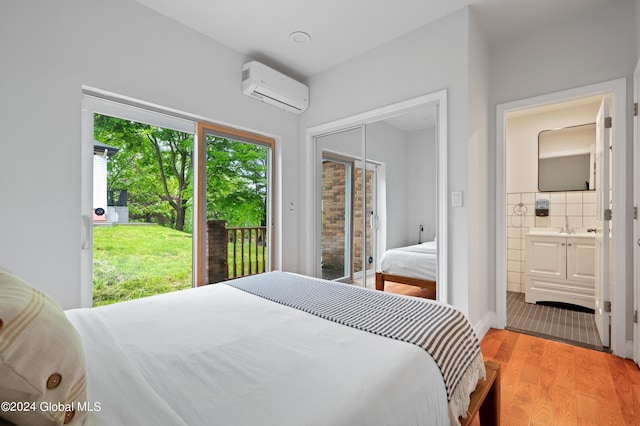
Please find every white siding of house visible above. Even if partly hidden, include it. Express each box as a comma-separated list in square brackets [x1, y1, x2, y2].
[93, 155, 107, 212]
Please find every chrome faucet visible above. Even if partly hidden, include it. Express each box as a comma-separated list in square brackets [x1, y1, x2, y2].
[562, 216, 574, 234]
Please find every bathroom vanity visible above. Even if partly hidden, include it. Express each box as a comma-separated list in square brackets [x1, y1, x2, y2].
[524, 228, 596, 310]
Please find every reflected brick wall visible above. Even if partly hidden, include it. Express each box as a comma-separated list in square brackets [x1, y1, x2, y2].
[321, 160, 373, 278]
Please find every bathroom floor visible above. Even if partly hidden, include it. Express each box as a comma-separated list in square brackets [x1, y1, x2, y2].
[506, 291, 604, 350]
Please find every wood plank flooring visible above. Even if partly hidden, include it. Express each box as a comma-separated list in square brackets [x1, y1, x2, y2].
[382, 283, 640, 425]
[478, 328, 640, 425]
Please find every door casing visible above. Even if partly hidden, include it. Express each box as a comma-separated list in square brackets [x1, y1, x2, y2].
[305, 90, 448, 302]
[495, 78, 629, 357]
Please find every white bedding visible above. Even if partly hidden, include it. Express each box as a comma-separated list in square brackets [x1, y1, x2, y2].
[380, 240, 437, 281]
[65, 273, 450, 426]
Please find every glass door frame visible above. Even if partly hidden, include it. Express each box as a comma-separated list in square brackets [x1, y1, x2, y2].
[195, 122, 275, 286]
[352, 157, 379, 286]
[313, 125, 367, 284]
[82, 90, 277, 307]
[321, 152, 354, 282]
[305, 91, 448, 302]
[81, 91, 197, 307]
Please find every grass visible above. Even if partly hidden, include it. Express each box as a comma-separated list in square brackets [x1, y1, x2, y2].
[228, 241, 266, 278]
[93, 225, 193, 306]
[93, 224, 267, 306]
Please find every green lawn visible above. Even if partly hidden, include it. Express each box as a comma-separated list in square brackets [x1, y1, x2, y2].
[93, 225, 266, 306]
[93, 225, 193, 306]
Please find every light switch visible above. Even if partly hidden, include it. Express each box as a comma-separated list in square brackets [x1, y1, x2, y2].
[451, 191, 463, 207]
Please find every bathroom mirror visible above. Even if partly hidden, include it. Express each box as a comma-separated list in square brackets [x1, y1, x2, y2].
[538, 123, 595, 192]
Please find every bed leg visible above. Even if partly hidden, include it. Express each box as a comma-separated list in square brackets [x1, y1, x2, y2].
[375, 273, 384, 291]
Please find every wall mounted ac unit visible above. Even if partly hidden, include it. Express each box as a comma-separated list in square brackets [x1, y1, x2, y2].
[242, 61, 309, 114]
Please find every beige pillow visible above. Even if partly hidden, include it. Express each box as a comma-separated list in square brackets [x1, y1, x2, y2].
[0, 269, 90, 425]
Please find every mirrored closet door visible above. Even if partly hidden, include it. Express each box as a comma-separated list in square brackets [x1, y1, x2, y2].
[316, 126, 369, 284]
[314, 107, 438, 292]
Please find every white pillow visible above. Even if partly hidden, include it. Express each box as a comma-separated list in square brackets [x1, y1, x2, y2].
[0, 270, 90, 425]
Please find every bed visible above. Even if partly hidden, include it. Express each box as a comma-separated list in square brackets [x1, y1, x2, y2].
[376, 240, 437, 296]
[0, 269, 494, 426]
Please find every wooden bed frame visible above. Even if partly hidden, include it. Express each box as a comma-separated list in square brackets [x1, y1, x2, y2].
[460, 361, 501, 426]
[375, 272, 437, 297]
[376, 273, 500, 424]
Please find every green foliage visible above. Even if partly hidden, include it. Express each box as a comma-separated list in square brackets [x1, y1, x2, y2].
[94, 114, 193, 231]
[205, 136, 268, 227]
[94, 115, 269, 231]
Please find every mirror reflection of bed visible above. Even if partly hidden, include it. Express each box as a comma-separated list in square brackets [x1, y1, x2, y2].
[376, 238, 437, 299]
[317, 106, 437, 297]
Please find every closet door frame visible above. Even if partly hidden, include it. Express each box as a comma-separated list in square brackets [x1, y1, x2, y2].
[304, 90, 448, 302]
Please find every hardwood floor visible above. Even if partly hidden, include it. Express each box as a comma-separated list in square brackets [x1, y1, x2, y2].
[478, 328, 640, 425]
[382, 283, 640, 424]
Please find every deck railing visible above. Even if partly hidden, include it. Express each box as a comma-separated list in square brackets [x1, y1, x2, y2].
[226, 226, 267, 279]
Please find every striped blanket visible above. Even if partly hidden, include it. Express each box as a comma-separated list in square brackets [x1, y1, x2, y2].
[228, 271, 485, 423]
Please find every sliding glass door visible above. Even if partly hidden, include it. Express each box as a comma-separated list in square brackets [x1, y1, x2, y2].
[81, 95, 196, 307]
[321, 155, 353, 281]
[196, 123, 274, 285]
[315, 126, 372, 286]
[353, 160, 377, 286]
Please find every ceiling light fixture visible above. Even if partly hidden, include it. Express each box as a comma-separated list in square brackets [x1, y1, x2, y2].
[289, 31, 311, 44]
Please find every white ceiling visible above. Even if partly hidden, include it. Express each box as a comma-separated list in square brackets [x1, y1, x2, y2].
[133, 0, 618, 80]
[132, 0, 618, 130]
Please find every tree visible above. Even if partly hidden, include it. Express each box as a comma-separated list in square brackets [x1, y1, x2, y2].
[94, 115, 193, 231]
[205, 137, 268, 227]
[94, 115, 268, 232]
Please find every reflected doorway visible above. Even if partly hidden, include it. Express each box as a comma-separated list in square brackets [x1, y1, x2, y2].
[306, 91, 448, 302]
[321, 155, 353, 281]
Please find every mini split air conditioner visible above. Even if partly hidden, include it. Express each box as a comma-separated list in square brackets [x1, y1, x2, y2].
[241, 61, 309, 114]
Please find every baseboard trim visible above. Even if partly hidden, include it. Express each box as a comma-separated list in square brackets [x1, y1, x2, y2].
[626, 340, 634, 360]
[474, 311, 496, 340]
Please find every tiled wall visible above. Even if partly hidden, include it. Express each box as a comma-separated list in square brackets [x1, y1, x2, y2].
[506, 190, 597, 293]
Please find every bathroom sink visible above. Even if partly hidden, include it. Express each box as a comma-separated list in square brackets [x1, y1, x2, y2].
[569, 229, 597, 237]
[526, 227, 560, 236]
[526, 227, 596, 237]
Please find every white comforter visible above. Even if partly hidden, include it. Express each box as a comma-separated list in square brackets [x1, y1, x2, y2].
[66, 274, 450, 425]
[380, 240, 437, 281]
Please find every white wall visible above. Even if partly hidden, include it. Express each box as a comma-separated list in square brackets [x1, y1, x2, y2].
[320, 121, 437, 251]
[490, 1, 636, 105]
[406, 128, 437, 244]
[365, 122, 410, 249]
[301, 8, 480, 317]
[636, 0, 640, 59]
[506, 101, 601, 194]
[0, 0, 300, 308]
[467, 8, 491, 327]
[489, 0, 636, 338]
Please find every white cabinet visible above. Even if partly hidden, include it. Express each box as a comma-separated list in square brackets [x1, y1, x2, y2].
[525, 234, 595, 310]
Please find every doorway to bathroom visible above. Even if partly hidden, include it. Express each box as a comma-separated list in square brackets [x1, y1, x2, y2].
[496, 78, 629, 356]
[505, 95, 604, 350]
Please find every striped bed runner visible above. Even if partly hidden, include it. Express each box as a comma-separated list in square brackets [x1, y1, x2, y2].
[228, 271, 485, 421]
